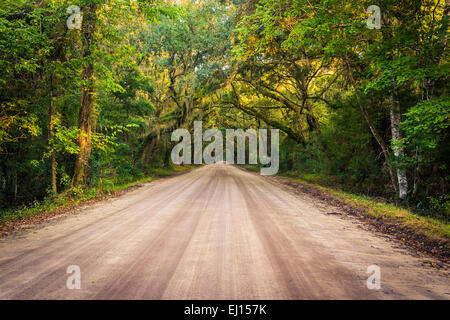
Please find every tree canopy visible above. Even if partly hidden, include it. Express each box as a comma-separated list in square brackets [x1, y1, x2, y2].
[0, 0, 448, 218]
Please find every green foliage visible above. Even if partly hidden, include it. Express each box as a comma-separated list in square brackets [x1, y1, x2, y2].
[0, 0, 448, 222]
[229, 0, 449, 216]
[402, 98, 450, 151]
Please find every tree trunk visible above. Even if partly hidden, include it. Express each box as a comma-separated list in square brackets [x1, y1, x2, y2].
[13, 171, 17, 202]
[343, 57, 398, 193]
[49, 73, 57, 194]
[389, 80, 408, 200]
[142, 135, 159, 167]
[379, 11, 410, 200]
[72, 5, 97, 186]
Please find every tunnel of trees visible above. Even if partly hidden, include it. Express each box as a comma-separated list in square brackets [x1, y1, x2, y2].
[0, 0, 448, 219]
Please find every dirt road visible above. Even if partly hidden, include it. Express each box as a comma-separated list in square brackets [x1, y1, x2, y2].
[0, 164, 448, 299]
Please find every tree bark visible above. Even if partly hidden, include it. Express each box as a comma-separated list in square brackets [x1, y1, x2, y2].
[72, 5, 98, 186]
[389, 80, 408, 200]
[343, 57, 398, 193]
[49, 73, 57, 194]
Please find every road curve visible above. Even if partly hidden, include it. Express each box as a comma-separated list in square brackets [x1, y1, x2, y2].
[0, 164, 448, 299]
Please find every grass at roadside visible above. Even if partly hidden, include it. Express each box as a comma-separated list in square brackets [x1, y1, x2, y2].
[0, 165, 196, 227]
[111, 166, 195, 191]
[244, 165, 449, 260]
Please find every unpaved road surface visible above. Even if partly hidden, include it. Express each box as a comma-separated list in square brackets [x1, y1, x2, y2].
[0, 164, 448, 299]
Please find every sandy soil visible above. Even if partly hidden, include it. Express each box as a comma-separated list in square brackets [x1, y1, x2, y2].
[0, 163, 448, 299]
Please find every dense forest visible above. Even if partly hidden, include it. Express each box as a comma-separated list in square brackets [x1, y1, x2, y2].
[0, 0, 448, 219]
